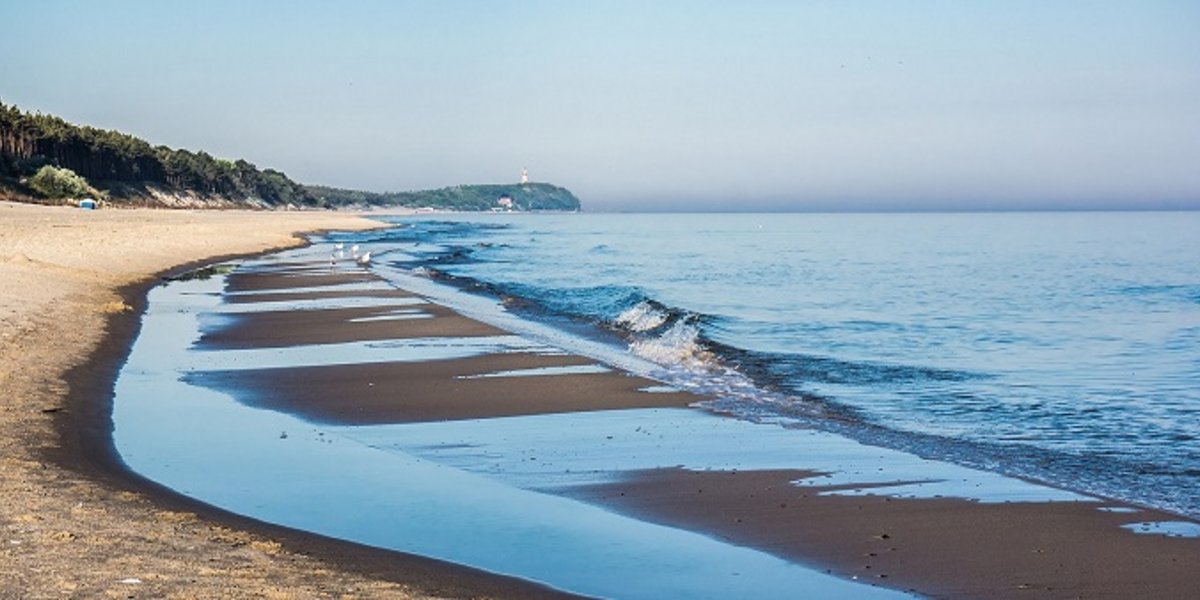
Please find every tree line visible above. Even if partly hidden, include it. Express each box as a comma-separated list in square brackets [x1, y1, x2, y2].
[0, 102, 580, 211]
[306, 182, 581, 211]
[1, 102, 314, 206]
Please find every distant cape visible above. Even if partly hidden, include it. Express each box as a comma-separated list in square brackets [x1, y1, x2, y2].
[306, 182, 581, 212]
[1, 102, 580, 211]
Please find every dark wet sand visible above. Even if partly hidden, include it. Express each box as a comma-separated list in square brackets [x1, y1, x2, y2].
[199, 303, 508, 348]
[188, 259, 1200, 599]
[224, 270, 380, 293]
[567, 468, 1200, 600]
[189, 351, 702, 424]
[224, 288, 418, 304]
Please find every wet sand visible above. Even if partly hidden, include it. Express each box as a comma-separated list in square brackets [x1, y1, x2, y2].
[182, 254, 1200, 599]
[192, 266, 705, 423]
[200, 302, 509, 348]
[224, 288, 419, 304]
[224, 270, 383, 293]
[0, 201, 569, 599]
[189, 352, 702, 424]
[569, 468, 1200, 600]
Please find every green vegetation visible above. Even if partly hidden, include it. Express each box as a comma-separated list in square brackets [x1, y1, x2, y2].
[27, 165, 98, 200]
[1, 101, 581, 211]
[1, 102, 312, 206]
[306, 182, 581, 211]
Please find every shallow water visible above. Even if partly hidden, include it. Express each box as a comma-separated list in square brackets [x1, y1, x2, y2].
[111, 219, 1200, 597]
[113, 254, 917, 599]
[342, 212, 1200, 518]
[338, 408, 1091, 504]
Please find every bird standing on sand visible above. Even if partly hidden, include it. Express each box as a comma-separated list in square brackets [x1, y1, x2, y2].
[357, 251, 371, 266]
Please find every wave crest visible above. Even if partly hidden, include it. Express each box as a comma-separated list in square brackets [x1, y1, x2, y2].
[614, 300, 670, 332]
[629, 320, 717, 370]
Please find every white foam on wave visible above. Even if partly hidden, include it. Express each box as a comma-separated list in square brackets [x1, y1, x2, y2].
[629, 321, 715, 370]
[614, 301, 669, 332]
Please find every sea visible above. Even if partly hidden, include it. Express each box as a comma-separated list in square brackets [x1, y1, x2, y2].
[335, 211, 1200, 519]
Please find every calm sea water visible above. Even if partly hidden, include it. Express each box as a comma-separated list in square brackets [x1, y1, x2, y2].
[341, 212, 1200, 518]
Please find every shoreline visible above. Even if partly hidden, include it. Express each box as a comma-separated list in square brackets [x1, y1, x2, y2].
[7, 202, 1199, 598]
[60, 265, 573, 600]
[127, 242, 1200, 598]
[115, 250, 907, 599]
[0, 201, 571, 598]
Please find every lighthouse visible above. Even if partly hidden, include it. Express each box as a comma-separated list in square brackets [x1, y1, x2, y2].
[520, 168, 529, 185]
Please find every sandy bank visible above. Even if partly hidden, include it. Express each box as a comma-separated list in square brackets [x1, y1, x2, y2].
[0, 202, 562, 599]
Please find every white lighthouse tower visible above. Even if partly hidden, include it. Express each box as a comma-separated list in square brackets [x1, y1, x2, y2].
[520, 168, 529, 185]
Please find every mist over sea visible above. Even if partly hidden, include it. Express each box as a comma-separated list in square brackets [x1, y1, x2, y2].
[346, 211, 1200, 518]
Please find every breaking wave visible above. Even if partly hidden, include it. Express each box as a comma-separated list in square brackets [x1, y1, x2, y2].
[353, 212, 1200, 520]
[629, 320, 716, 371]
[614, 300, 670, 332]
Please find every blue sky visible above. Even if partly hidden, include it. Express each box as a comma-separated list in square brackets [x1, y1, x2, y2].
[2, 1, 1198, 210]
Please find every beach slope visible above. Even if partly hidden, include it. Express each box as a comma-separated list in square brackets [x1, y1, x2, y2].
[0, 202, 563, 599]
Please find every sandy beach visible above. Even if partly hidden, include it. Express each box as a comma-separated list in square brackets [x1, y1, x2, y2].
[0, 201, 566, 599]
[7, 1, 1198, 596]
[6, 200, 1200, 599]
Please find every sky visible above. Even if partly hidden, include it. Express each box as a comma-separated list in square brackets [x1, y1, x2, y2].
[2, 1, 1198, 211]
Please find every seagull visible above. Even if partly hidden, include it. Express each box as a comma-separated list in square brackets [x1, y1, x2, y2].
[357, 251, 372, 266]
[351, 244, 360, 259]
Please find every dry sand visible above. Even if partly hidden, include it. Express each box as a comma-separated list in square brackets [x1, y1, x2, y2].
[0, 202, 566, 599]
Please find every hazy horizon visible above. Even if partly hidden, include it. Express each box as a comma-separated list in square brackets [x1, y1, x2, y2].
[3, 1, 1198, 211]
